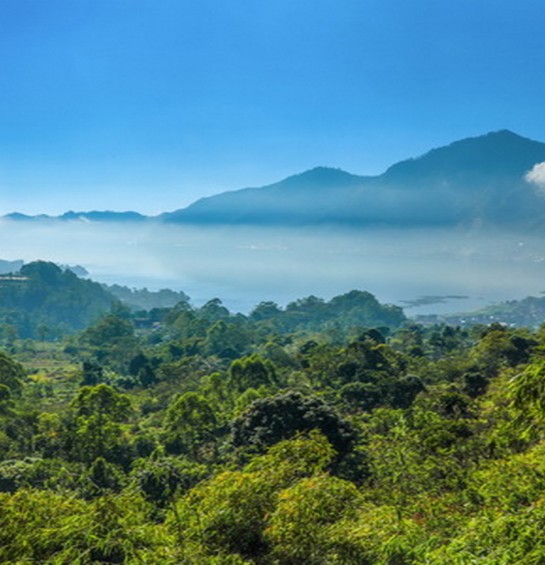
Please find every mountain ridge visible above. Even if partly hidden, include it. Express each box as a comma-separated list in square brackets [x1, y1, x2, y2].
[382, 129, 545, 183]
[4, 130, 545, 228]
[161, 129, 545, 227]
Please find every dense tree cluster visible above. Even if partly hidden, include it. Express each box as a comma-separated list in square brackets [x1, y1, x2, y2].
[0, 261, 193, 341]
[0, 261, 116, 339]
[2, 277, 545, 562]
[104, 283, 190, 311]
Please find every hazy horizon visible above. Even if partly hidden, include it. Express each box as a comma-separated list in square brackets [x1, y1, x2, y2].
[1, 218, 544, 315]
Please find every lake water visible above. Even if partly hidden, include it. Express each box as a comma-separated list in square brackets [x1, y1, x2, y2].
[1, 218, 544, 315]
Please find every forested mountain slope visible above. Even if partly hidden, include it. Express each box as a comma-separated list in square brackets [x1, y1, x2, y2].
[0, 261, 117, 339]
[0, 285, 545, 562]
[0, 261, 192, 340]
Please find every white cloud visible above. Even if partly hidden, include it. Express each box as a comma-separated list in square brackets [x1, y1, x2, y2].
[525, 162, 545, 194]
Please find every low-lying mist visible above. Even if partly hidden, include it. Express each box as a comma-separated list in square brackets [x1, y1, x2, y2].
[1, 218, 544, 314]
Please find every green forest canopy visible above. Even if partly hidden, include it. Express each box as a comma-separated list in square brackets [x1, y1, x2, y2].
[2, 260, 545, 562]
[0, 270, 543, 562]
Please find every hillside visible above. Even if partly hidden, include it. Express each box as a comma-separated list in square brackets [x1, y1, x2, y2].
[0, 262, 193, 340]
[162, 130, 545, 228]
[5, 130, 545, 230]
[0, 261, 117, 339]
[435, 295, 545, 328]
[160, 166, 370, 225]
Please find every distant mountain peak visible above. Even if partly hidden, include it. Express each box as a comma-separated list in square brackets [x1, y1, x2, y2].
[448, 129, 538, 148]
[161, 128, 545, 228]
[272, 166, 363, 188]
[383, 129, 545, 182]
[263, 167, 363, 189]
[5, 130, 545, 230]
[485, 128, 521, 137]
[290, 166, 354, 179]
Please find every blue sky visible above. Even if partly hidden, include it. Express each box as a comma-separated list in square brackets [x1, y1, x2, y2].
[1, 0, 544, 214]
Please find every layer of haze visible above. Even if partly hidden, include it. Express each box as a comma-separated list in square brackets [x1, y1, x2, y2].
[1, 220, 544, 315]
[1, 1, 545, 214]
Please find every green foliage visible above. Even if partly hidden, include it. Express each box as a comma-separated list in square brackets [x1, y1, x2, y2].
[71, 384, 133, 463]
[472, 323, 536, 376]
[509, 360, 545, 428]
[205, 319, 251, 358]
[73, 384, 132, 420]
[173, 432, 336, 561]
[265, 474, 360, 564]
[78, 314, 139, 373]
[79, 314, 134, 348]
[0, 384, 14, 416]
[0, 261, 117, 339]
[227, 353, 278, 393]
[282, 290, 406, 333]
[104, 283, 190, 311]
[5, 279, 545, 562]
[132, 451, 208, 508]
[339, 381, 382, 411]
[231, 391, 357, 461]
[0, 457, 43, 492]
[245, 430, 337, 481]
[165, 392, 218, 457]
[426, 498, 545, 564]
[84, 456, 125, 497]
[177, 469, 274, 558]
[0, 350, 25, 394]
[0, 489, 168, 564]
[365, 406, 477, 512]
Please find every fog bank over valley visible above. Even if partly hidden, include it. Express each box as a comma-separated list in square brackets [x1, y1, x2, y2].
[1, 218, 544, 315]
